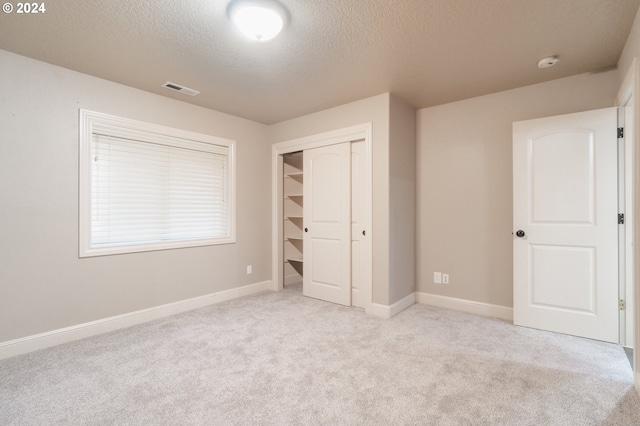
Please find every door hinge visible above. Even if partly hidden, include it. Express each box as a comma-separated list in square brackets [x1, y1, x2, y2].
[618, 127, 624, 138]
[619, 213, 625, 224]
[619, 299, 626, 311]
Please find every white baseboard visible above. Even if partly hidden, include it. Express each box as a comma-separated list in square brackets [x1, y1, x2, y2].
[0, 280, 272, 360]
[415, 292, 513, 321]
[369, 292, 416, 319]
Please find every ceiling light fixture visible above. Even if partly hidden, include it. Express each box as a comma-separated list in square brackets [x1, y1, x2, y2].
[537, 56, 560, 69]
[227, 0, 287, 42]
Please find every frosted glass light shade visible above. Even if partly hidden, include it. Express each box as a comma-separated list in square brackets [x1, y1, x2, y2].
[228, 0, 285, 42]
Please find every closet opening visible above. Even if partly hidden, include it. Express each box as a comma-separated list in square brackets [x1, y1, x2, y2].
[283, 151, 304, 287]
[271, 123, 373, 313]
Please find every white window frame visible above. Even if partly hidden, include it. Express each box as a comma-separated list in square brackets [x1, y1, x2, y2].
[79, 109, 236, 257]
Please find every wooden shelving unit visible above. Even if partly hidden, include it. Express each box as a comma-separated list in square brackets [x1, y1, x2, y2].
[283, 152, 304, 284]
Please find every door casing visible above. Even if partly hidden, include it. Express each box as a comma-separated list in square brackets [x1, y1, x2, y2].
[616, 57, 640, 391]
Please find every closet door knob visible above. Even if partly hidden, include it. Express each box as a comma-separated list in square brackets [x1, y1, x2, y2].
[362, 230, 366, 236]
[304, 227, 308, 232]
[515, 230, 525, 238]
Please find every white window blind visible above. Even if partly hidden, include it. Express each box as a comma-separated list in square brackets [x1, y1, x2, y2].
[79, 110, 235, 257]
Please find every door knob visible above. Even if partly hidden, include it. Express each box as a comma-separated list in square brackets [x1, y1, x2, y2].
[304, 227, 308, 232]
[515, 230, 525, 238]
[362, 230, 366, 236]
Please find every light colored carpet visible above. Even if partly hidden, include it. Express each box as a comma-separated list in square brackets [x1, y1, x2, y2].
[1, 283, 639, 425]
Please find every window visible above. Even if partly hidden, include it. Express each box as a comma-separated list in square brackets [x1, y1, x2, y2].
[79, 110, 235, 257]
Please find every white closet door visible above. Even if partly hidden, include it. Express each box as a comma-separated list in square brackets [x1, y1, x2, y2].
[513, 108, 618, 343]
[303, 142, 351, 306]
[351, 141, 367, 308]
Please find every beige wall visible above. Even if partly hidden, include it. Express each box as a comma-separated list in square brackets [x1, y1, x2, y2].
[389, 94, 416, 304]
[0, 50, 271, 342]
[268, 94, 393, 305]
[618, 4, 640, 85]
[416, 70, 619, 307]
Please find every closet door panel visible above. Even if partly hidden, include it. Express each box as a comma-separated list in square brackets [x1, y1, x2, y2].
[303, 143, 351, 306]
[351, 140, 367, 308]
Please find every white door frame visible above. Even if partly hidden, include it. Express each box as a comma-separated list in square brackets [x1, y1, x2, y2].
[616, 57, 640, 391]
[271, 123, 373, 314]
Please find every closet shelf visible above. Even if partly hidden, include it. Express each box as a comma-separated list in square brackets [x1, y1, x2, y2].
[286, 258, 303, 263]
[285, 173, 303, 183]
[285, 195, 303, 206]
[286, 236, 303, 241]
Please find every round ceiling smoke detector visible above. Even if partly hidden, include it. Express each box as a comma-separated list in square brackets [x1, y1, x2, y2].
[537, 56, 560, 69]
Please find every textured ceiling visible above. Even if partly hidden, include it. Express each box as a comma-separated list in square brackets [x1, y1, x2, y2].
[1, 0, 639, 124]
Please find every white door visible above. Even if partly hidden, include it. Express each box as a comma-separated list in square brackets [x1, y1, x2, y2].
[351, 141, 367, 308]
[303, 142, 351, 306]
[513, 108, 619, 343]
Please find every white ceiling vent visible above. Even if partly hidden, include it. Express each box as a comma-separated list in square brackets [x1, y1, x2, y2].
[162, 82, 200, 96]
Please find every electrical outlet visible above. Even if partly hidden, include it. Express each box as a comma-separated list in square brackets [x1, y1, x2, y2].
[434, 272, 442, 284]
[246, 265, 252, 275]
[442, 273, 449, 284]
